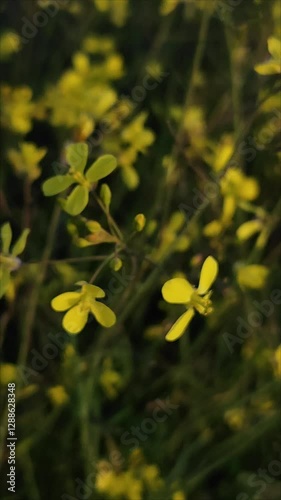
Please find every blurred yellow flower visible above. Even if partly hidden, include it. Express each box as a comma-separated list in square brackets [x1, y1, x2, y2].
[47, 385, 69, 406]
[100, 358, 124, 399]
[0, 364, 17, 385]
[224, 408, 247, 431]
[134, 213, 146, 232]
[0, 32, 21, 59]
[162, 256, 218, 341]
[7, 142, 47, 181]
[172, 491, 186, 500]
[220, 168, 259, 223]
[255, 36, 281, 75]
[93, 0, 129, 26]
[0, 85, 34, 134]
[236, 264, 269, 290]
[51, 282, 116, 334]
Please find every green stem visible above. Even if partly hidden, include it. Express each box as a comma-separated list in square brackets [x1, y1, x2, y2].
[17, 205, 61, 372]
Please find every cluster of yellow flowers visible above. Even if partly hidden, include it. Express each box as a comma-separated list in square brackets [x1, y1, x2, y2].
[95, 449, 185, 500]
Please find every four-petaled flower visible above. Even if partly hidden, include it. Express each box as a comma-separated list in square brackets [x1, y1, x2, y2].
[42, 142, 117, 216]
[162, 256, 218, 341]
[51, 282, 116, 334]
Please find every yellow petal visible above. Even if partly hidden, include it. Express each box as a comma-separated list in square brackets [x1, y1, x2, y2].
[236, 220, 262, 241]
[203, 220, 223, 237]
[51, 292, 81, 311]
[62, 305, 89, 334]
[165, 308, 195, 342]
[236, 265, 269, 290]
[254, 61, 281, 75]
[239, 178, 259, 201]
[162, 278, 194, 304]
[198, 256, 218, 295]
[222, 195, 236, 223]
[90, 301, 116, 328]
[268, 36, 281, 62]
[82, 283, 105, 298]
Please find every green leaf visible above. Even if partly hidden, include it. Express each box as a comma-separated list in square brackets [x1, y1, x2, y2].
[64, 185, 89, 216]
[42, 175, 75, 196]
[100, 183, 112, 211]
[66, 142, 88, 173]
[85, 155, 117, 182]
[1, 223, 12, 254]
[11, 229, 30, 256]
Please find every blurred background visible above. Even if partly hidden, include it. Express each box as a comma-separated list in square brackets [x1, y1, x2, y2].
[0, 1, 280, 499]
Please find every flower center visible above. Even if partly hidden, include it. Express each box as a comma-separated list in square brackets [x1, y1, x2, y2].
[70, 169, 91, 189]
[190, 290, 213, 316]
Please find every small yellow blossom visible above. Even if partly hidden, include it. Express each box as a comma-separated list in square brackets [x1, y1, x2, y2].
[220, 168, 260, 223]
[7, 142, 47, 181]
[51, 281, 116, 334]
[134, 213, 146, 232]
[100, 358, 124, 399]
[0, 85, 34, 134]
[172, 491, 186, 500]
[0, 32, 21, 59]
[224, 408, 247, 431]
[255, 36, 281, 75]
[236, 264, 269, 290]
[0, 364, 17, 385]
[162, 256, 218, 341]
[205, 169, 260, 237]
[47, 385, 69, 406]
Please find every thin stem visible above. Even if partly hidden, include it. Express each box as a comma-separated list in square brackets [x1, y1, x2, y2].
[93, 192, 123, 242]
[17, 205, 61, 371]
[23, 255, 109, 266]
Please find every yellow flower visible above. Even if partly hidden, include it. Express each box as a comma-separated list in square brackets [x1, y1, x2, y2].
[255, 36, 281, 75]
[220, 168, 259, 223]
[134, 213, 146, 232]
[47, 385, 69, 406]
[0, 85, 34, 134]
[172, 491, 186, 500]
[7, 142, 47, 181]
[100, 358, 124, 399]
[0, 32, 21, 59]
[236, 219, 263, 241]
[236, 264, 269, 290]
[224, 408, 247, 431]
[51, 282, 116, 334]
[162, 256, 218, 341]
[0, 364, 17, 385]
